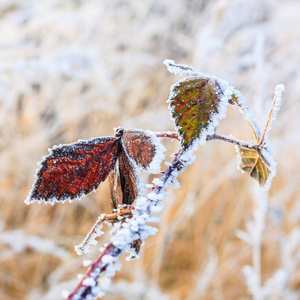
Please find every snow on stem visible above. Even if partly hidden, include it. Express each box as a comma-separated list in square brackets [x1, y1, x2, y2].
[75, 207, 134, 256]
[67, 148, 191, 300]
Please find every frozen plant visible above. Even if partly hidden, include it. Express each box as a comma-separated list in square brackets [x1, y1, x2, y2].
[25, 60, 284, 299]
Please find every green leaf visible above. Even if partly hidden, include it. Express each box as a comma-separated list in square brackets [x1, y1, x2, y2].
[168, 76, 227, 149]
[237, 147, 271, 187]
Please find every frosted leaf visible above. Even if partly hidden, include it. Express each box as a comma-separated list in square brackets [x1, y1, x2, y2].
[122, 128, 166, 174]
[236, 144, 276, 190]
[25, 136, 121, 205]
[166, 62, 231, 149]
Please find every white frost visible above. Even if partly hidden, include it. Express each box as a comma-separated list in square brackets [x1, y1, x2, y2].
[82, 259, 92, 267]
[144, 129, 166, 174]
[102, 254, 115, 264]
[163, 59, 202, 77]
[83, 277, 96, 287]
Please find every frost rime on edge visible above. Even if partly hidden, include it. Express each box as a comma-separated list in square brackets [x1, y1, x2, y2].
[164, 59, 235, 148]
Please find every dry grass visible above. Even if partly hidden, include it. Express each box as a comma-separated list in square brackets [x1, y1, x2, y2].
[0, 0, 300, 299]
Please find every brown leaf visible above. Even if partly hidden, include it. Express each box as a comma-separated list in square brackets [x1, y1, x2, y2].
[109, 164, 122, 211]
[122, 129, 157, 171]
[238, 147, 271, 187]
[118, 148, 140, 206]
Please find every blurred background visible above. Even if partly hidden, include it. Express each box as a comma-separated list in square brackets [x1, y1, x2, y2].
[0, 0, 300, 299]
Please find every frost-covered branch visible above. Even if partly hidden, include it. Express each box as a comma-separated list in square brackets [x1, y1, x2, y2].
[67, 147, 195, 300]
[206, 134, 260, 150]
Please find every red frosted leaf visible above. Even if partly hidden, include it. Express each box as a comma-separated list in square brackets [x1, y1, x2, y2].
[122, 129, 163, 173]
[26, 137, 121, 204]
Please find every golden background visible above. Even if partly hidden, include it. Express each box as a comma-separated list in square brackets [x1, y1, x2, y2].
[0, 0, 299, 299]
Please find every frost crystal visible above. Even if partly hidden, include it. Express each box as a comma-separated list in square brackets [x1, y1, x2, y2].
[83, 278, 96, 287]
[152, 178, 164, 187]
[82, 260, 92, 267]
[102, 254, 115, 264]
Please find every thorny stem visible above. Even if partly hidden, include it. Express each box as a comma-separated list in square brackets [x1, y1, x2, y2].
[67, 150, 185, 300]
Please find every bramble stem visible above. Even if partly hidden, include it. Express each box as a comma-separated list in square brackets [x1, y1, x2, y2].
[67, 149, 185, 300]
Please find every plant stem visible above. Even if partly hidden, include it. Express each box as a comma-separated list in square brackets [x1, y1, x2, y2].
[155, 131, 180, 140]
[67, 149, 186, 300]
[206, 134, 259, 150]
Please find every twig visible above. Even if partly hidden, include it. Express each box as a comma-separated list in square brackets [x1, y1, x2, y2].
[75, 207, 134, 256]
[155, 131, 180, 140]
[156, 131, 262, 151]
[206, 134, 260, 150]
